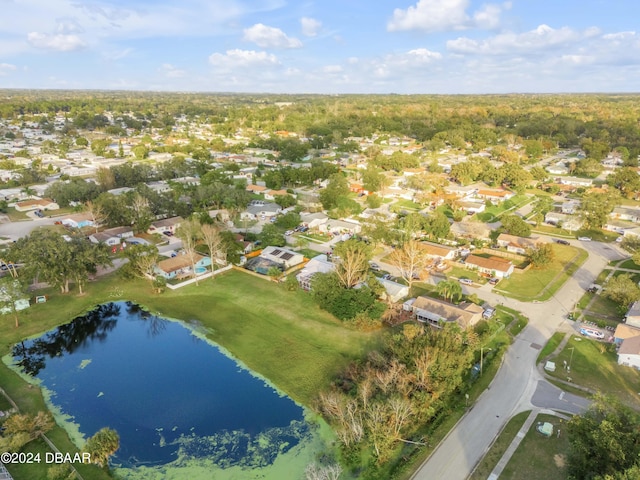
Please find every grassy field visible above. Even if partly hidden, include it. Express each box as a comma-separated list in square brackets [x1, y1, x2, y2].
[500, 413, 571, 480]
[495, 245, 588, 301]
[468, 410, 531, 480]
[532, 225, 573, 238]
[537, 332, 567, 363]
[618, 259, 640, 270]
[0, 270, 377, 479]
[476, 195, 531, 223]
[547, 335, 640, 409]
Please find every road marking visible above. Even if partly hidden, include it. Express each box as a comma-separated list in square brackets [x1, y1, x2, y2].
[559, 392, 565, 401]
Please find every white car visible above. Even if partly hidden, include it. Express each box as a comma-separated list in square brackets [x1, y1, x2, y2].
[580, 327, 604, 339]
[284, 230, 294, 236]
[459, 278, 473, 286]
[616, 236, 624, 243]
[577, 236, 592, 241]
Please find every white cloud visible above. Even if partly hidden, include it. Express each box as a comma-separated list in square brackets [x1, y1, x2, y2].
[27, 31, 86, 51]
[323, 65, 342, 73]
[0, 63, 17, 76]
[159, 63, 186, 78]
[387, 0, 508, 33]
[447, 25, 588, 55]
[208, 49, 280, 70]
[301, 17, 321, 37]
[243, 23, 302, 49]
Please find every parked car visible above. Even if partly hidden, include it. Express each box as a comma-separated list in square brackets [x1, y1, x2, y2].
[382, 273, 392, 280]
[163, 231, 173, 237]
[34, 210, 44, 218]
[580, 327, 604, 340]
[483, 307, 495, 319]
[369, 262, 381, 271]
[616, 236, 624, 243]
[555, 239, 570, 245]
[459, 278, 473, 286]
[489, 277, 500, 285]
[577, 236, 592, 241]
[284, 230, 294, 236]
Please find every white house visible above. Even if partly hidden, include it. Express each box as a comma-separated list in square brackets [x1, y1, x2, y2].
[617, 336, 640, 369]
[320, 219, 362, 235]
[296, 254, 335, 290]
[496, 233, 542, 254]
[147, 216, 183, 235]
[625, 301, 640, 329]
[89, 226, 135, 246]
[300, 212, 329, 229]
[464, 255, 514, 278]
[610, 207, 640, 224]
[260, 246, 305, 269]
[241, 203, 282, 220]
[378, 278, 410, 303]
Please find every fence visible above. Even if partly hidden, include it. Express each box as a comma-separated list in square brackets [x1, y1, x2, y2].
[165, 265, 232, 290]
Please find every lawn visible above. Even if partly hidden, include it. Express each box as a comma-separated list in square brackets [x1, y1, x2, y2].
[392, 199, 422, 211]
[618, 259, 640, 270]
[0, 270, 378, 479]
[495, 244, 588, 301]
[469, 410, 531, 480]
[532, 225, 573, 238]
[537, 332, 567, 363]
[500, 413, 571, 480]
[476, 195, 531, 223]
[575, 228, 620, 243]
[547, 335, 640, 409]
[448, 265, 487, 284]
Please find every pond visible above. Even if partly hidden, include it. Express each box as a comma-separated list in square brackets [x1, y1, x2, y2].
[9, 302, 330, 479]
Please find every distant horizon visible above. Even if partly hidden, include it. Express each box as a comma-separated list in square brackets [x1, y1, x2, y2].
[1, 1, 639, 94]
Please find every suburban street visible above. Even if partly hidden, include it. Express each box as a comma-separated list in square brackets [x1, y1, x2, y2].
[410, 239, 626, 480]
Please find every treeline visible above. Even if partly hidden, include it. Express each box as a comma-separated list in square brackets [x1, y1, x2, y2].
[4, 92, 640, 159]
[318, 323, 478, 476]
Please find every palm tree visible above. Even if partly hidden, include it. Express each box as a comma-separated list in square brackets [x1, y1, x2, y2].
[436, 280, 462, 303]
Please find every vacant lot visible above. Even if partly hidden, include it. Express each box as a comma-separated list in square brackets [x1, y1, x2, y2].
[547, 335, 640, 409]
[496, 244, 588, 301]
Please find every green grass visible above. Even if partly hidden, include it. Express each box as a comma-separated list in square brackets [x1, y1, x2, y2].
[495, 245, 588, 301]
[392, 199, 422, 211]
[547, 335, 640, 409]
[576, 228, 620, 243]
[0, 271, 378, 479]
[500, 413, 571, 480]
[476, 195, 532, 223]
[618, 259, 640, 270]
[448, 266, 487, 284]
[584, 294, 623, 319]
[5, 207, 30, 221]
[537, 332, 567, 363]
[469, 410, 531, 480]
[576, 291, 594, 310]
[532, 225, 573, 238]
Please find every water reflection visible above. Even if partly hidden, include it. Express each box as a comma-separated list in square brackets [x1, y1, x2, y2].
[12, 301, 312, 473]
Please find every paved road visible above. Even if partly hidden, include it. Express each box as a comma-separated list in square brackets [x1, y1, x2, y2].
[411, 239, 626, 480]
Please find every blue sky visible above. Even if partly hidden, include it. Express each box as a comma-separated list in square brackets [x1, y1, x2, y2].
[1, 0, 639, 94]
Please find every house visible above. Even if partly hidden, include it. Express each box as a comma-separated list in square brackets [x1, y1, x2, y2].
[422, 241, 457, 261]
[147, 216, 184, 235]
[260, 246, 305, 269]
[300, 212, 329, 229]
[625, 301, 640, 329]
[89, 226, 134, 246]
[560, 201, 581, 215]
[459, 200, 486, 214]
[234, 234, 255, 254]
[610, 207, 640, 224]
[604, 219, 635, 235]
[617, 336, 640, 369]
[155, 253, 212, 279]
[264, 189, 289, 201]
[409, 295, 484, 329]
[241, 203, 282, 220]
[296, 254, 335, 290]
[319, 219, 362, 236]
[246, 184, 268, 194]
[546, 163, 569, 175]
[557, 176, 593, 187]
[613, 323, 640, 346]
[476, 189, 515, 203]
[496, 233, 542, 254]
[61, 213, 94, 229]
[378, 278, 410, 303]
[464, 255, 514, 278]
[450, 221, 491, 241]
[545, 211, 570, 225]
[14, 198, 59, 212]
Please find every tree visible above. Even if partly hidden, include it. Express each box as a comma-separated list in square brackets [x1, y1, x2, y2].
[95, 167, 116, 191]
[259, 224, 286, 247]
[85, 201, 107, 234]
[122, 244, 159, 283]
[332, 239, 372, 288]
[608, 167, 640, 199]
[83, 427, 120, 468]
[176, 218, 202, 285]
[201, 223, 226, 267]
[0, 411, 54, 453]
[0, 277, 27, 327]
[129, 193, 154, 233]
[362, 166, 386, 193]
[436, 279, 462, 303]
[581, 191, 621, 230]
[526, 243, 554, 268]
[319, 173, 349, 210]
[567, 395, 640, 480]
[500, 214, 531, 237]
[425, 212, 451, 240]
[388, 240, 427, 290]
[604, 274, 640, 310]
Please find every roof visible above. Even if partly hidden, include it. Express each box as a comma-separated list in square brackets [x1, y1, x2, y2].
[477, 189, 511, 198]
[627, 301, 640, 318]
[422, 241, 455, 257]
[103, 226, 133, 236]
[614, 323, 640, 340]
[151, 216, 184, 228]
[619, 335, 640, 356]
[268, 189, 288, 196]
[465, 254, 513, 273]
[412, 296, 483, 328]
[497, 233, 541, 249]
[157, 253, 206, 274]
[16, 198, 56, 207]
[246, 184, 267, 192]
[63, 212, 94, 222]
